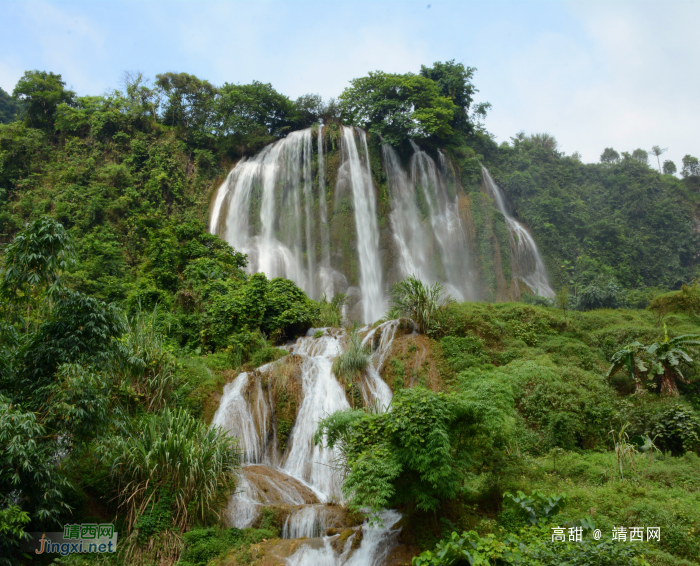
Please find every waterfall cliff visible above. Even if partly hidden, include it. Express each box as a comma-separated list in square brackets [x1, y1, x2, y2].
[210, 126, 554, 323]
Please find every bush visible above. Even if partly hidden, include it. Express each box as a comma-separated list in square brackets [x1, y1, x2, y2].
[574, 276, 627, 311]
[412, 526, 650, 566]
[440, 335, 489, 371]
[650, 404, 700, 456]
[650, 284, 700, 318]
[501, 360, 615, 450]
[315, 384, 514, 514]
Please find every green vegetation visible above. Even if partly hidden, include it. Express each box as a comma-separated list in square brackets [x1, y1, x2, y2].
[0, 217, 312, 565]
[318, 303, 700, 564]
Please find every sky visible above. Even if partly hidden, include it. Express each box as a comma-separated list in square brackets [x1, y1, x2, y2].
[1, 0, 698, 169]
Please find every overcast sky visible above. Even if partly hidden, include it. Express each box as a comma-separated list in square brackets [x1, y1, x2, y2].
[1, 0, 698, 169]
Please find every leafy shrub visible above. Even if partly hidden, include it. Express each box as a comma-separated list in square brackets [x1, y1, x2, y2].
[440, 335, 489, 372]
[504, 361, 615, 450]
[412, 526, 650, 566]
[250, 346, 287, 368]
[315, 384, 514, 514]
[503, 490, 567, 526]
[179, 525, 277, 566]
[574, 276, 627, 311]
[650, 404, 700, 456]
[0, 396, 71, 562]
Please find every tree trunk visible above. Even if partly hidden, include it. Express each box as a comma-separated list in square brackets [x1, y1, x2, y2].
[659, 371, 679, 396]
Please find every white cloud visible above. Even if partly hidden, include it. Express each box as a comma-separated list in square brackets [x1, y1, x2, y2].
[480, 1, 700, 169]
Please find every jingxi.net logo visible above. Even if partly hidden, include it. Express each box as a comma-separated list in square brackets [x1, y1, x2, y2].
[23, 523, 118, 556]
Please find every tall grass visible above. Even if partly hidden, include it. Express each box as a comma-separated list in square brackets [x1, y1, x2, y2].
[389, 275, 453, 334]
[120, 305, 178, 411]
[315, 292, 347, 328]
[106, 408, 239, 564]
[333, 327, 370, 383]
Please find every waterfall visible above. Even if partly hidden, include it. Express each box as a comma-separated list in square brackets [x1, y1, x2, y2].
[212, 127, 555, 315]
[318, 126, 331, 268]
[210, 326, 403, 563]
[382, 145, 433, 285]
[210, 131, 313, 295]
[340, 126, 384, 323]
[383, 142, 474, 301]
[481, 167, 555, 298]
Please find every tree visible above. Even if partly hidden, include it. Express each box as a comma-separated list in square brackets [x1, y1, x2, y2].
[632, 148, 648, 164]
[339, 71, 456, 145]
[600, 147, 620, 164]
[12, 70, 75, 131]
[574, 275, 626, 311]
[527, 133, 558, 152]
[215, 81, 297, 153]
[607, 327, 700, 396]
[419, 60, 479, 130]
[663, 160, 677, 175]
[645, 330, 700, 396]
[293, 93, 324, 128]
[0, 396, 73, 556]
[389, 275, 452, 334]
[651, 145, 668, 172]
[155, 72, 217, 146]
[0, 86, 17, 124]
[0, 216, 75, 325]
[681, 154, 700, 178]
[607, 341, 647, 391]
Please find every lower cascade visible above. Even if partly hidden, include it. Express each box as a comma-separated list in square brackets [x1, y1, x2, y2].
[210, 322, 405, 565]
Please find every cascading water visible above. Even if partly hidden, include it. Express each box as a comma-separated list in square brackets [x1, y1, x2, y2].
[210, 326, 404, 564]
[481, 167, 555, 298]
[210, 126, 484, 322]
[339, 126, 384, 323]
[383, 142, 475, 301]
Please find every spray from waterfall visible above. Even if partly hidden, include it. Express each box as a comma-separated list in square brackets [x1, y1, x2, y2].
[481, 167, 555, 297]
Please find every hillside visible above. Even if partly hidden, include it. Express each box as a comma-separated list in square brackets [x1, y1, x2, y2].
[1, 64, 700, 566]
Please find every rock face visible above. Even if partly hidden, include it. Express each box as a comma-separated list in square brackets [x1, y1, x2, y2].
[210, 127, 554, 323]
[210, 324, 411, 565]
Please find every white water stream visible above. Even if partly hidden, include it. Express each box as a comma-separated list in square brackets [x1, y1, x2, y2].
[481, 167, 555, 298]
[210, 326, 404, 565]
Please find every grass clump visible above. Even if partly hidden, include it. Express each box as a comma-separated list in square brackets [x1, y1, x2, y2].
[332, 327, 370, 383]
[103, 408, 240, 564]
[315, 292, 347, 327]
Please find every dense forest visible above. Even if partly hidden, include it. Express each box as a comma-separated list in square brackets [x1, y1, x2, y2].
[1, 64, 700, 566]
